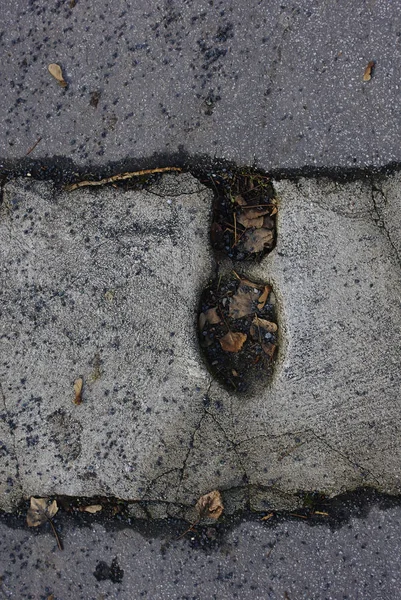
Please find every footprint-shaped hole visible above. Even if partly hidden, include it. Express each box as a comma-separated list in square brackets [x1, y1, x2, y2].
[199, 274, 278, 392]
[199, 169, 279, 392]
[209, 170, 277, 261]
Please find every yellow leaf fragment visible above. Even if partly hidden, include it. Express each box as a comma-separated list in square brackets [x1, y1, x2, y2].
[196, 490, 224, 520]
[81, 504, 103, 513]
[261, 512, 274, 521]
[48, 63, 67, 87]
[219, 331, 247, 353]
[73, 377, 83, 405]
[363, 60, 375, 82]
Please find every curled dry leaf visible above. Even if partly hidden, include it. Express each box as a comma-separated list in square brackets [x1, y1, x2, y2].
[27, 497, 59, 527]
[203, 307, 221, 325]
[252, 316, 278, 333]
[262, 342, 277, 360]
[363, 60, 375, 82]
[48, 63, 67, 88]
[73, 377, 83, 405]
[239, 206, 272, 220]
[243, 228, 274, 253]
[257, 285, 271, 310]
[219, 331, 247, 353]
[195, 490, 224, 520]
[236, 213, 264, 229]
[229, 287, 259, 319]
[81, 504, 103, 514]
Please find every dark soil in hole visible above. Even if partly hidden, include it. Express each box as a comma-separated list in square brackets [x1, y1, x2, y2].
[199, 274, 278, 392]
[205, 170, 277, 261]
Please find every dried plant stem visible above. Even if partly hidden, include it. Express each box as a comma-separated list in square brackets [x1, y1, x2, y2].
[64, 167, 182, 192]
[47, 517, 63, 550]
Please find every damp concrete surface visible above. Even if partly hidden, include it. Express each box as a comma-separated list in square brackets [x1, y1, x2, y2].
[1, 172, 400, 519]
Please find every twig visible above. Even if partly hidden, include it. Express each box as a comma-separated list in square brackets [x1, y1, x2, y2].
[176, 517, 200, 541]
[25, 137, 42, 156]
[47, 517, 63, 550]
[64, 167, 182, 192]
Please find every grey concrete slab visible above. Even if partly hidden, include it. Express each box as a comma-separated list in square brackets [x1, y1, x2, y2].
[1, 500, 401, 600]
[0, 173, 215, 514]
[173, 176, 401, 512]
[1, 173, 400, 516]
[1, 0, 401, 171]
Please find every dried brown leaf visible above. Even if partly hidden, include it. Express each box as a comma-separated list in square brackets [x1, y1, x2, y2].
[229, 288, 258, 319]
[81, 504, 103, 513]
[27, 497, 59, 527]
[234, 194, 247, 206]
[252, 316, 277, 333]
[239, 206, 272, 219]
[48, 63, 67, 88]
[263, 215, 275, 229]
[73, 377, 83, 405]
[237, 276, 264, 289]
[243, 228, 274, 253]
[195, 490, 224, 520]
[236, 213, 264, 229]
[363, 60, 375, 82]
[204, 307, 221, 325]
[262, 342, 277, 360]
[257, 285, 271, 309]
[219, 331, 247, 352]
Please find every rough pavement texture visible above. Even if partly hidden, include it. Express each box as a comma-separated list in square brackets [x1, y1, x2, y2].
[0, 173, 214, 512]
[1, 0, 401, 170]
[1, 173, 400, 516]
[176, 176, 401, 513]
[1, 501, 401, 600]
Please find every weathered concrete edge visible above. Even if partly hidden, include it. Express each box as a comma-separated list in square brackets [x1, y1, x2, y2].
[1, 170, 400, 521]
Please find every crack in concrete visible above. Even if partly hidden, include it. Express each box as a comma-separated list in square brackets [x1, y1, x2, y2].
[175, 410, 209, 501]
[140, 467, 181, 501]
[307, 429, 381, 486]
[235, 427, 381, 487]
[371, 181, 401, 269]
[204, 408, 251, 510]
